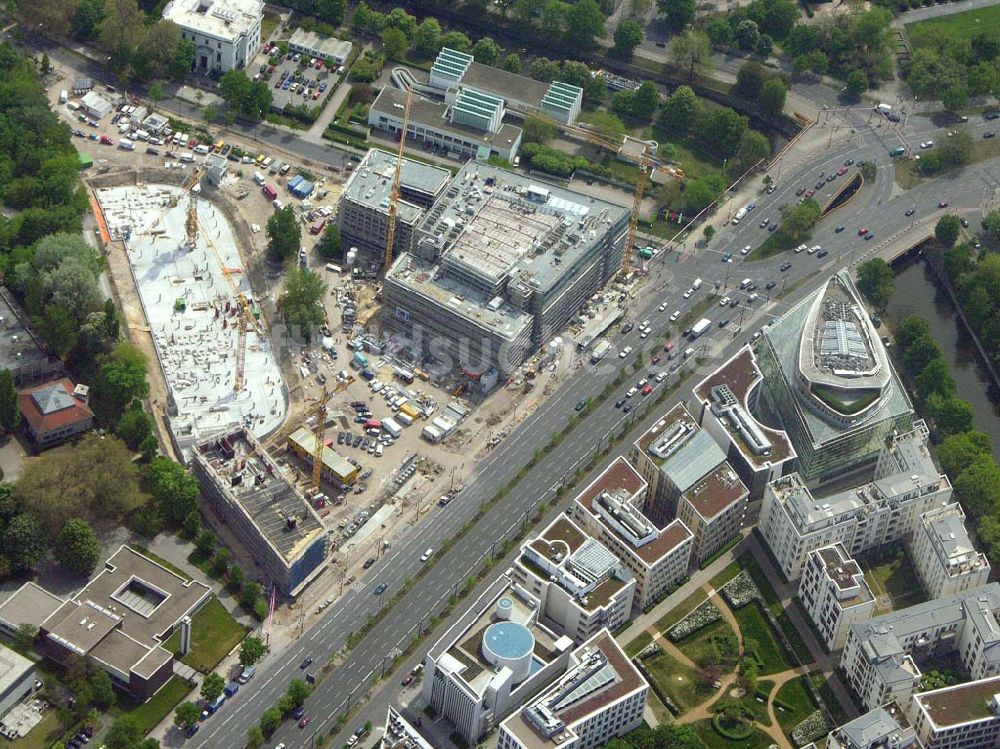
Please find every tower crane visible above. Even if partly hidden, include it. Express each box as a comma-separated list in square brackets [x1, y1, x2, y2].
[310, 387, 331, 494]
[622, 160, 652, 278]
[383, 86, 413, 273]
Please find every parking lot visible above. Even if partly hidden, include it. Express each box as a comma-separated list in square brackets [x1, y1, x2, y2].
[254, 42, 339, 111]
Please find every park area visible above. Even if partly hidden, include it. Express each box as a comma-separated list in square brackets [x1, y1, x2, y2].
[859, 548, 928, 614]
[626, 555, 831, 747]
[906, 4, 1000, 44]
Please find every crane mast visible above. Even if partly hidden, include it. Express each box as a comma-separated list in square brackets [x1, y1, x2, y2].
[622, 162, 649, 278]
[383, 86, 413, 273]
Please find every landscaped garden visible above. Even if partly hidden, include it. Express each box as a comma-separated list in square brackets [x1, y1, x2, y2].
[860, 547, 928, 613]
[640, 649, 717, 713]
[163, 596, 247, 673]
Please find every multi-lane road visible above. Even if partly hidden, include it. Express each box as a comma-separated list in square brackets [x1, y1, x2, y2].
[186, 94, 1000, 748]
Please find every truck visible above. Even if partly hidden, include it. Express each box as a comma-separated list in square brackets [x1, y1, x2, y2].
[223, 682, 240, 698]
[689, 318, 711, 339]
[590, 340, 612, 363]
[262, 184, 277, 200]
[204, 694, 225, 716]
[732, 206, 748, 224]
[382, 417, 403, 439]
[876, 103, 892, 114]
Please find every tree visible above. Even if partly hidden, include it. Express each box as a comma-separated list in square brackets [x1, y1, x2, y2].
[756, 33, 774, 58]
[137, 21, 181, 81]
[278, 268, 327, 342]
[935, 215, 961, 247]
[915, 358, 955, 403]
[240, 635, 266, 667]
[680, 176, 724, 213]
[659, 0, 695, 30]
[942, 85, 968, 113]
[472, 38, 502, 66]
[938, 430, 992, 477]
[564, 0, 605, 48]
[734, 19, 760, 51]
[907, 48, 964, 102]
[105, 715, 143, 749]
[147, 456, 200, 524]
[955, 457, 1000, 517]
[182, 510, 200, 538]
[732, 129, 770, 174]
[286, 679, 310, 708]
[939, 131, 973, 167]
[930, 396, 975, 436]
[0, 370, 19, 435]
[89, 670, 116, 710]
[895, 315, 932, 350]
[501, 53, 522, 73]
[149, 82, 165, 105]
[54, 520, 101, 576]
[201, 672, 225, 702]
[760, 77, 787, 117]
[529, 57, 560, 83]
[699, 107, 747, 157]
[671, 31, 713, 81]
[171, 38, 196, 79]
[13, 623, 38, 651]
[316, 224, 342, 262]
[92, 343, 148, 424]
[660, 85, 699, 131]
[735, 62, 767, 99]
[212, 547, 230, 577]
[116, 408, 152, 450]
[196, 529, 216, 555]
[241, 581, 262, 610]
[781, 199, 821, 240]
[381, 28, 408, 60]
[903, 335, 943, 373]
[523, 115, 556, 144]
[246, 725, 264, 749]
[266, 206, 301, 264]
[587, 112, 626, 141]
[438, 31, 471, 53]
[4, 514, 45, 572]
[984, 208, 1000, 242]
[413, 18, 441, 57]
[174, 702, 200, 730]
[98, 0, 146, 66]
[845, 69, 868, 98]
[384, 7, 417, 38]
[259, 706, 282, 735]
[703, 225, 715, 244]
[794, 50, 828, 76]
[856, 258, 894, 309]
[219, 70, 272, 120]
[613, 20, 644, 59]
[228, 565, 245, 591]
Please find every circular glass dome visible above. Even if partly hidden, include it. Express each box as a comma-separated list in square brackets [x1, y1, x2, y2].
[481, 621, 535, 681]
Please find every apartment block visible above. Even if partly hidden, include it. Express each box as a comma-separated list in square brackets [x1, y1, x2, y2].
[569, 458, 692, 610]
[910, 676, 1000, 749]
[799, 544, 874, 651]
[812, 703, 920, 749]
[840, 583, 1000, 711]
[677, 463, 749, 564]
[910, 504, 990, 600]
[759, 421, 951, 581]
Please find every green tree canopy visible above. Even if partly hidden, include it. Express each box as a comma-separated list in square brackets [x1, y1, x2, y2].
[174, 702, 200, 730]
[613, 20, 645, 59]
[266, 206, 301, 263]
[856, 258, 894, 309]
[671, 31, 713, 81]
[105, 715, 143, 749]
[381, 27, 408, 60]
[4, 514, 45, 572]
[54, 519, 101, 576]
[92, 342, 149, 424]
[955, 457, 1000, 517]
[278, 268, 327, 342]
[240, 635, 267, 667]
[660, 85, 700, 132]
[935, 215, 961, 247]
[735, 61, 768, 99]
[938, 430, 992, 477]
[659, 0, 695, 29]
[0, 370, 19, 434]
[201, 672, 226, 702]
[760, 77, 787, 117]
[413, 18, 441, 56]
[472, 37, 502, 65]
[147, 456, 201, 524]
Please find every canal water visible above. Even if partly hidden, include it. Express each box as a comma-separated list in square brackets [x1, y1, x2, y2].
[886, 255, 1000, 458]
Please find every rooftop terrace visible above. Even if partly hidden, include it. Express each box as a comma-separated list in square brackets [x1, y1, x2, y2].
[915, 675, 1000, 727]
[682, 463, 748, 522]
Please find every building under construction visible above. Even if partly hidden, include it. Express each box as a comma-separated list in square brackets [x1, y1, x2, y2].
[382, 161, 629, 379]
[191, 427, 329, 596]
[287, 427, 359, 486]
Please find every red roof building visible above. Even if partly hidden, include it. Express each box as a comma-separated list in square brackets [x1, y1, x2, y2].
[18, 377, 94, 448]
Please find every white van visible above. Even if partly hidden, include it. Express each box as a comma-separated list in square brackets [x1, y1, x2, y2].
[253, 171, 266, 186]
[67, 101, 80, 111]
[194, 144, 210, 155]
[118, 139, 135, 151]
[692, 278, 703, 290]
[118, 122, 131, 134]
[748, 293, 759, 304]
[179, 153, 195, 163]
[272, 199, 284, 211]
[684, 347, 695, 359]
[59, 90, 68, 104]
[420, 548, 433, 562]
[135, 130, 150, 141]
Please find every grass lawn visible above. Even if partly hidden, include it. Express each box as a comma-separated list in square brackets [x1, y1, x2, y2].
[163, 596, 247, 673]
[119, 677, 194, 734]
[906, 4, 1000, 43]
[625, 631, 654, 658]
[774, 676, 816, 738]
[714, 680, 774, 727]
[709, 560, 741, 590]
[738, 554, 814, 666]
[693, 718, 775, 749]
[646, 126, 725, 182]
[679, 620, 739, 669]
[809, 671, 848, 726]
[643, 651, 715, 712]
[0, 710, 66, 749]
[859, 550, 928, 613]
[261, 12, 280, 42]
[734, 604, 791, 675]
[654, 590, 708, 635]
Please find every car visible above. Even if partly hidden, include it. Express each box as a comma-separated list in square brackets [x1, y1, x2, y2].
[858, 227, 868, 236]
[575, 399, 587, 412]
[626, 387, 638, 399]
[920, 140, 934, 149]
[719, 296, 731, 307]
[292, 707, 306, 720]
[299, 716, 311, 728]
[363, 557, 376, 569]
[986, 132, 997, 139]
[186, 725, 200, 738]
[621, 322, 634, 334]
[817, 249, 829, 258]
[619, 346, 632, 358]
[721, 252, 733, 262]
[795, 187, 806, 196]
[374, 582, 388, 595]
[146, 147, 159, 155]
[747, 202, 756, 211]
[865, 231, 875, 240]
[403, 675, 414, 686]
[615, 398, 626, 408]
[651, 355, 661, 364]
[765, 280, 777, 290]
[795, 244, 806, 254]
[683, 289, 693, 298]
[669, 310, 680, 322]
[836, 166, 848, 176]
[99, 135, 113, 145]
[766, 184, 776, 194]
[637, 378, 648, 388]
[844, 158, 855, 166]
[72, 128, 85, 137]
[815, 181, 825, 190]
[622, 405, 632, 414]
[808, 245, 820, 254]
[938, 201, 949, 208]
[729, 298, 739, 308]
[658, 301, 668, 311]
[719, 319, 730, 328]
[780, 261, 792, 272]
[905, 207, 915, 217]
[741, 245, 751, 255]
[834, 225, 845, 233]
[663, 341, 675, 352]
[642, 385, 653, 395]
[639, 328, 649, 339]
[805, 189, 815, 198]
[826, 173, 836, 182]
[768, 222, 778, 232]
[300, 657, 313, 669]
[986, 111, 1000, 120]
[337, 432, 345, 445]
[759, 217, 769, 228]
[961, 217, 970, 228]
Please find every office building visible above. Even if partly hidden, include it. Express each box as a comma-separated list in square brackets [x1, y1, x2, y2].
[162, 0, 263, 74]
[910, 504, 990, 600]
[336, 148, 451, 270]
[429, 48, 583, 125]
[816, 703, 921, 749]
[381, 706, 434, 749]
[569, 458, 692, 610]
[755, 271, 914, 484]
[369, 88, 523, 164]
[287, 29, 352, 65]
[17, 378, 94, 448]
[693, 347, 796, 499]
[799, 544, 874, 651]
[496, 631, 648, 749]
[383, 162, 629, 378]
[287, 427, 359, 486]
[759, 421, 950, 581]
[0, 647, 36, 727]
[0, 547, 211, 701]
[191, 427, 330, 596]
[676, 463, 748, 564]
[840, 583, 1000, 711]
[910, 676, 1000, 749]
[420, 576, 577, 745]
[511, 515, 635, 643]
